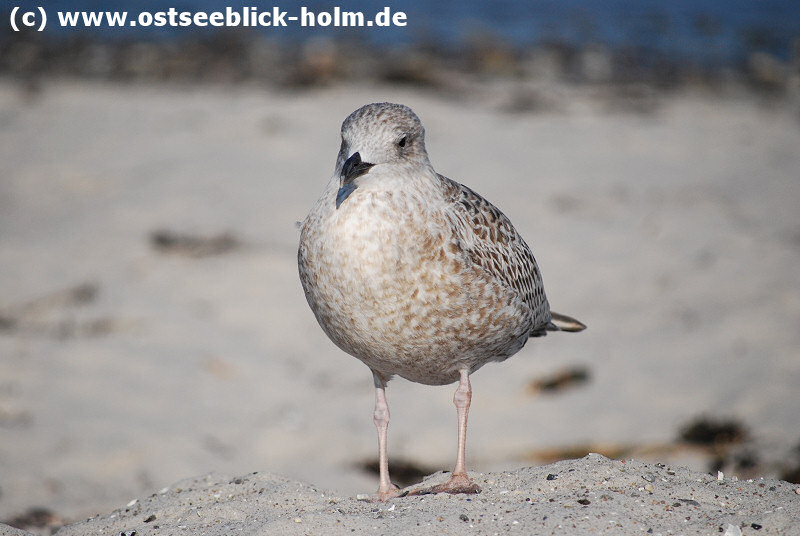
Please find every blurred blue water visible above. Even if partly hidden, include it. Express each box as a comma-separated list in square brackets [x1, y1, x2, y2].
[5, 0, 800, 65]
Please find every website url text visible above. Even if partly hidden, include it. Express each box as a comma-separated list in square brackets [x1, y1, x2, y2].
[9, 6, 408, 32]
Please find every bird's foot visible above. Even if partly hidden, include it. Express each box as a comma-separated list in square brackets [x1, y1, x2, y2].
[360, 484, 401, 502]
[403, 473, 481, 496]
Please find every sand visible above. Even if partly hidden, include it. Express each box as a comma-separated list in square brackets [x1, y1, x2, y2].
[40, 454, 800, 535]
[1, 79, 799, 534]
[4, 455, 800, 535]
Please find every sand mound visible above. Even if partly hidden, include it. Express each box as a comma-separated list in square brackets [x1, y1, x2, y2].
[40, 455, 797, 535]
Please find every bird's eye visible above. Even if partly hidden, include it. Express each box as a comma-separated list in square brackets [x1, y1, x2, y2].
[397, 136, 407, 148]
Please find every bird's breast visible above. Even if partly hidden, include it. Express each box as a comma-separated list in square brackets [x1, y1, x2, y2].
[298, 187, 533, 385]
[319, 189, 446, 302]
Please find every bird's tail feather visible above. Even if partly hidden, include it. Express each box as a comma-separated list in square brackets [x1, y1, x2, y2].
[547, 312, 587, 333]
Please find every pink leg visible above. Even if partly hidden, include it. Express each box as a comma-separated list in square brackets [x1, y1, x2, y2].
[372, 373, 399, 500]
[409, 369, 481, 495]
[452, 368, 473, 478]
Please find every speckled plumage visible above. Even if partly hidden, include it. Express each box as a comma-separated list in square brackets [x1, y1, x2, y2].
[297, 103, 584, 498]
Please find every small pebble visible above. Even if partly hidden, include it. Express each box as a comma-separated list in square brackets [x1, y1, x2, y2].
[722, 524, 742, 536]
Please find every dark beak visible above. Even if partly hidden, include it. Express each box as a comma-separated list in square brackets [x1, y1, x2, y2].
[337, 152, 374, 208]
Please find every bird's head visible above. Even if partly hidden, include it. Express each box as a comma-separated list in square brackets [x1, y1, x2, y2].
[334, 102, 429, 208]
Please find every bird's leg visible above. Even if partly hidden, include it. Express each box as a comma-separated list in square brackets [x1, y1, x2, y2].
[408, 369, 481, 496]
[452, 368, 474, 479]
[372, 373, 399, 501]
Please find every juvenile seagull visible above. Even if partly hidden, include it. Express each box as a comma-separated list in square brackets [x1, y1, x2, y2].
[298, 103, 585, 500]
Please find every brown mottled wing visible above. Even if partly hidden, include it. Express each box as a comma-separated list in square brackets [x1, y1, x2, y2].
[439, 175, 552, 334]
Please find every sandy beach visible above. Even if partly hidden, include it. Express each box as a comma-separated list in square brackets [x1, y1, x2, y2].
[1, 78, 799, 534]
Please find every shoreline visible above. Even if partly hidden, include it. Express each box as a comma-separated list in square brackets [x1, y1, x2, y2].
[3, 30, 799, 97]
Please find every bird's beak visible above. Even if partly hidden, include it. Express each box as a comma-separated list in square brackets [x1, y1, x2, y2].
[337, 152, 374, 208]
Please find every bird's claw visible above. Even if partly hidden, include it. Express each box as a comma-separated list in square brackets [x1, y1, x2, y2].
[359, 484, 401, 502]
[403, 473, 482, 496]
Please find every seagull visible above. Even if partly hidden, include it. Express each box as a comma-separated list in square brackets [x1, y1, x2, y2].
[298, 102, 585, 500]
